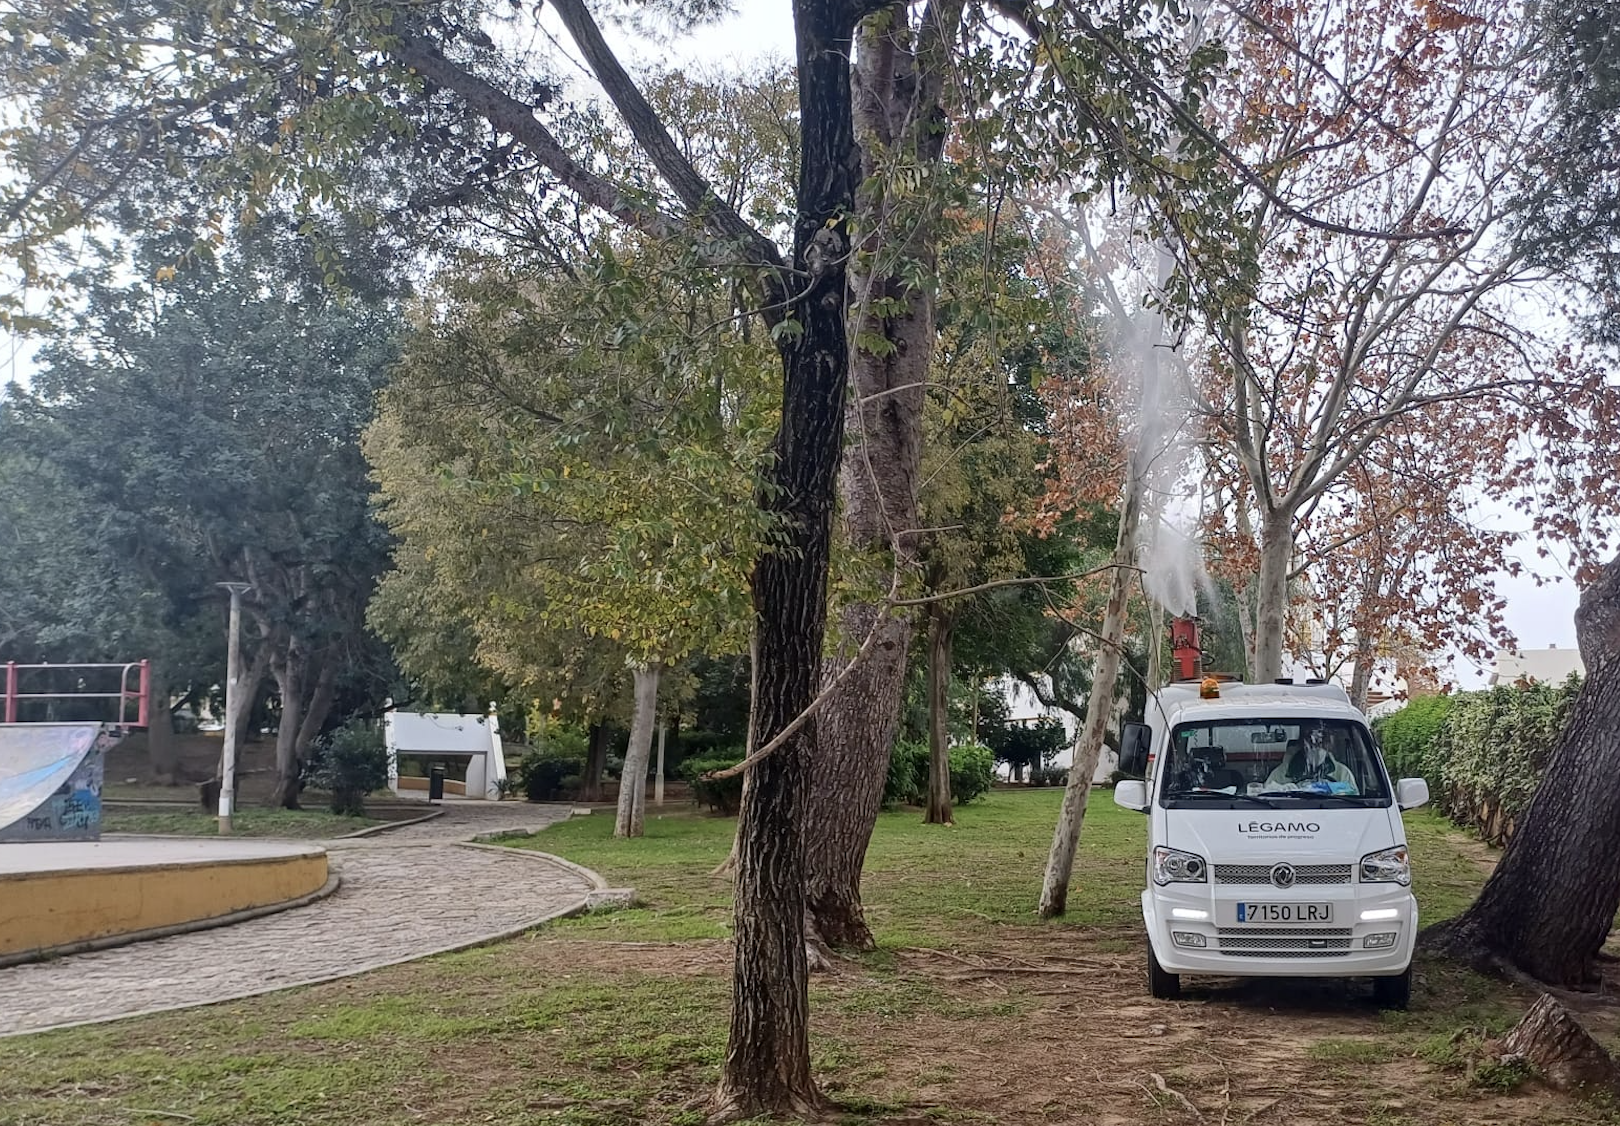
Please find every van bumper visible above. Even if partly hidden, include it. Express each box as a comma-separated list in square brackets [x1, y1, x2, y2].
[1142, 887, 1417, 978]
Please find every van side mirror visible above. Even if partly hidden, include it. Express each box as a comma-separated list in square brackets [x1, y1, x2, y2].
[1114, 779, 1147, 811]
[1120, 722, 1152, 776]
[1395, 778, 1430, 810]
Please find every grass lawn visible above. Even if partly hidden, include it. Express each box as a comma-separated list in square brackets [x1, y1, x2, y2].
[100, 808, 384, 838]
[0, 789, 1607, 1126]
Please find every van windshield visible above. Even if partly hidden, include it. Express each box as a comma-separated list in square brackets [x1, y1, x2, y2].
[1158, 718, 1391, 809]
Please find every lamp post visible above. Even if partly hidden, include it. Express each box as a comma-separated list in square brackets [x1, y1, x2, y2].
[217, 582, 252, 834]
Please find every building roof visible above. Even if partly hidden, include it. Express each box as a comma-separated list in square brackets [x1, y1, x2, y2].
[387, 711, 498, 755]
[1489, 647, 1585, 687]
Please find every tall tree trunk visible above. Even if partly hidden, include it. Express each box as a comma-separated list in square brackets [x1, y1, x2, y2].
[1252, 510, 1294, 683]
[1038, 476, 1144, 919]
[924, 605, 955, 825]
[293, 661, 338, 773]
[1348, 559, 1385, 710]
[1349, 637, 1375, 712]
[615, 664, 661, 839]
[712, 0, 855, 1114]
[221, 647, 269, 796]
[146, 663, 179, 784]
[1423, 555, 1620, 988]
[802, 0, 963, 955]
[1145, 600, 1166, 691]
[270, 646, 304, 810]
[582, 721, 610, 802]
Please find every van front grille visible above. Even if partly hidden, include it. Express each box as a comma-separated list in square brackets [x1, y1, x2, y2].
[1213, 863, 1352, 885]
[1215, 927, 1353, 957]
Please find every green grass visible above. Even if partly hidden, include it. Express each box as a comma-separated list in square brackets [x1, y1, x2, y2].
[1405, 808, 1493, 924]
[100, 808, 383, 838]
[513, 788, 1485, 948]
[1309, 1037, 1403, 1064]
[510, 788, 1145, 947]
[0, 786, 1549, 1126]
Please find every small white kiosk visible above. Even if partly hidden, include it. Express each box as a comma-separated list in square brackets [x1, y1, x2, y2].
[384, 707, 509, 801]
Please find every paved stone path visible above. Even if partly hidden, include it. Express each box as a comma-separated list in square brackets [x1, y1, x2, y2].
[0, 802, 588, 1037]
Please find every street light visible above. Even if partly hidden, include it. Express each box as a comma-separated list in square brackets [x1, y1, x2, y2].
[217, 582, 252, 834]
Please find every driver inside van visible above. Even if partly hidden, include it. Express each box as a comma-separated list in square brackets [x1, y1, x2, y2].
[1264, 725, 1357, 792]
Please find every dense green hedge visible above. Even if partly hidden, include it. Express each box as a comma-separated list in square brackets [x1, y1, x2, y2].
[1374, 695, 1452, 780]
[1380, 678, 1581, 846]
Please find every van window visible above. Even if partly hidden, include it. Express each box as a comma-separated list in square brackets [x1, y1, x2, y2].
[1159, 718, 1390, 808]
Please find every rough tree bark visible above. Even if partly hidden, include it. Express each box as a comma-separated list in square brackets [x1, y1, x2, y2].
[803, 0, 964, 954]
[1038, 477, 1144, 918]
[1499, 994, 1620, 1095]
[924, 603, 955, 825]
[614, 663, 661, 839]
[581, 720, 610, 802]
[1422, 554, 1620, 988]
[710, 0, 857, 1114]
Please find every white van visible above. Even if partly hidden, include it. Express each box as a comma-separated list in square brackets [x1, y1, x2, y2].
[1113, 678, 1431, 1008]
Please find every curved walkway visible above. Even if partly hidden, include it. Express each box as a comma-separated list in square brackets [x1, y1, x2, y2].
[0, 802, 589, 1037]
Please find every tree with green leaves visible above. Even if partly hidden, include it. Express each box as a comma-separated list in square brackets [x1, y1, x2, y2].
[0, 0, 1249, 1111]
[2, 235, 397, 804]
[367, 247, 775, 838]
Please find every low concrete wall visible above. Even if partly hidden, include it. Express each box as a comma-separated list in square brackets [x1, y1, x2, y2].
[0, 849, 328, 959]
[395, 776, 468, 796]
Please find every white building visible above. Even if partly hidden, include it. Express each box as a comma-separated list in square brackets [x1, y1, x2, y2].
[1489, 646, 1584, 687]
[991, 675, 1118, 783]
[383, 708, 509, 800]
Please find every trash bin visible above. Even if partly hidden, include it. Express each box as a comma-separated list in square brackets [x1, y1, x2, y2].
[428, 764, 446, 802]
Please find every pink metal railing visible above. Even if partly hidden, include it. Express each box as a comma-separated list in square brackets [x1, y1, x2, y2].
[2, 660, 149, 726]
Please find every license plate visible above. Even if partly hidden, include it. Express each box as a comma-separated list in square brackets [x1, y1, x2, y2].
[1234, 902, 1333, 924]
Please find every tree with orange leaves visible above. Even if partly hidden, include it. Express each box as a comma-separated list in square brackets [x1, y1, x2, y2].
[1167, 1, 1620, 683]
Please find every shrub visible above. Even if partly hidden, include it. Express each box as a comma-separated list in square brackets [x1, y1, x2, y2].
[1030, 764, 1069, 788]
[305, 720, 389, 816]
[521, 747, 586, 802]
[883, 741, 928, 808]
[518, 722, 592, 802]
[884, 741, 994, 806]
[1374, 695, 1453, 781]
[681, 754, 745, 814]
[950, 744, 995, 805]
[1422, 676, 1581, 845]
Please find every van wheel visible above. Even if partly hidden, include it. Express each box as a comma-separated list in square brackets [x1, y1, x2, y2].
[1148, 944, 1181, 1000]
[1373, 967, 1411, 1010]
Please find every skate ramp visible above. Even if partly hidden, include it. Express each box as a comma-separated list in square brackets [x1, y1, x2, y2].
[0, 724, 105, 842]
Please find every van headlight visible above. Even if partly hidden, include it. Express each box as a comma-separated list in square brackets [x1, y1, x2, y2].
[1153, 846, 1207, 885]
[1360, 846, 1410, 886]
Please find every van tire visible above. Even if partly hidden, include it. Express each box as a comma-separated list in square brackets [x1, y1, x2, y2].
[1148, 945, 1181, 1000]
[1373, 967, 1411, 1010]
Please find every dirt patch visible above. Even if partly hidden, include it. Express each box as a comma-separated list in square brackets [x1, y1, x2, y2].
[403, 932, 1605, 1125]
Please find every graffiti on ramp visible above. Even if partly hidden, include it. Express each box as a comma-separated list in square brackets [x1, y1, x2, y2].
[0, 724, 106, 842]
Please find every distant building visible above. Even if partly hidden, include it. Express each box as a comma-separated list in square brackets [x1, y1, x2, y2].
[1489, 646, 1584, 687]
[989, 675, 1118, 783]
